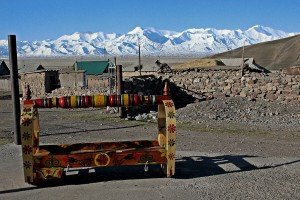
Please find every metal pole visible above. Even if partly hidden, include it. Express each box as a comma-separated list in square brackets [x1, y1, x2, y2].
[117, 65, 125, 118]
[138, 43, 141, 76]
[114, 57, 117, 94]
[241, 40, 245, 77]
[8, 35, 21, 145]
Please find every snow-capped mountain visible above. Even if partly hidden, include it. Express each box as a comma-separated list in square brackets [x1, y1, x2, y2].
[0, 25, 297, 57]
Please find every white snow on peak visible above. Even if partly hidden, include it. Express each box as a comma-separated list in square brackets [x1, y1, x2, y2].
[0, 25, 297, 57]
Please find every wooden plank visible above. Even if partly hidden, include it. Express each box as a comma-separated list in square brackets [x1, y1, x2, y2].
[20, 102, 35, 183]
[162, 100, 176, 177]
[37, 140, 160, 155]
[33, 147, 166, 168]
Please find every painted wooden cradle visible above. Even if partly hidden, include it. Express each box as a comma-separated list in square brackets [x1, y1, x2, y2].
[20, 87, 176, 185]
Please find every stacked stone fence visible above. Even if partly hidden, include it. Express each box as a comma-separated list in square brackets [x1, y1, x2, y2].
[45, 69, 299, 104]
[163, 69, 300, 103]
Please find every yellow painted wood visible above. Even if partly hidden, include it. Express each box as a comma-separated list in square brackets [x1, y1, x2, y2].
[32, 107, 40, 153]
[162, 100, 176, 177]
[52, 97, 57, 107]
[20, 102, 35, 183]
[70, 96, 77, 108]
[157, 104, 166, 147]
[35, 167, 64, 180]
[94, 95, 106, 107]
[123, 94, 129, 107]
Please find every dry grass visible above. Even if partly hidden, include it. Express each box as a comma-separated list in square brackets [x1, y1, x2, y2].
[172, 59, 223, 71]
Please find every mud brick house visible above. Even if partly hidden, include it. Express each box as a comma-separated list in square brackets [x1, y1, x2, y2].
[0, 60, 11, 91]
[74, 60, 115, 89]
[0, 60, 10, 76]
[58, 67, 86, 88]
[19, 65, 59, 96]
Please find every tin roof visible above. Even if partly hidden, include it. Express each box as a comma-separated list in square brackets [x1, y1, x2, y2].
[74, 61, 109, 75]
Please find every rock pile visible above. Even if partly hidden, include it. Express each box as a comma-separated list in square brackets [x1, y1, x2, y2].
[176, 96, 300, 133]
[46, 87, 109, 98]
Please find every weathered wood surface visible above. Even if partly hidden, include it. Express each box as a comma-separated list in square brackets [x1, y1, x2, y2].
[20, 96, 176, 184]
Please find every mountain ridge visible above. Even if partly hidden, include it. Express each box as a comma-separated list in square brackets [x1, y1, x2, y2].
[0, 25, 297, 57]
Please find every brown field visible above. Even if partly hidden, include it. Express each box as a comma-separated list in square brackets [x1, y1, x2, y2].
[1, 56, 197, 70]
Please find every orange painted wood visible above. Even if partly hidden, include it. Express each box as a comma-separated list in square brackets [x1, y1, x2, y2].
[33, 147, 166, 168]
[37, 140, 160, 155]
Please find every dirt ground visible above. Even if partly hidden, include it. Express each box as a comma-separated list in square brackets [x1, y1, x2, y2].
[0, 98, 299, 199]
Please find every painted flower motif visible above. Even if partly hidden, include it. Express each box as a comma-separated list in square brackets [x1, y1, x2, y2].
[45, 169, 52, 175]
[22, 145, 32, 155]
[33, 109, 38, 118]
[168, 139, 175, 147]
[164, 101, 174, 108]
[95, 154, 110, 166]
[168, 153, 175, 160]
[167, 111, 175, 119]
[23, 161, 32, 169]
[167, 124, 176, 133]
[22, 132, 30, 140]
[22, 107, 31, 114]
[21, 118, 32, 126]
[56, 170, 63, 177]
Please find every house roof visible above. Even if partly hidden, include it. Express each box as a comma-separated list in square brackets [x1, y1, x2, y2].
[74, 61, 109, 75]
[220, 58, 254, 66]
[220, 58, 269, 73]
[18, 64, 45, 73]
[0, 60, 10, 76]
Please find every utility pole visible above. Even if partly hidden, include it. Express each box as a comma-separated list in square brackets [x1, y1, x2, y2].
[241, 40, 245, 77]
[116, 65, 125, 118]
[114, 57, 117, 94]
[138, 39, 141, 76]
[8, 35, 21, 145]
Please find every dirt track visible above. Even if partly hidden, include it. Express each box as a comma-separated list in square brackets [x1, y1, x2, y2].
[0, 98, 299, 199]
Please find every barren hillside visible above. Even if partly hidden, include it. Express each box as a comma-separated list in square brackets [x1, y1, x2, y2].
[211, 34, 300, 70]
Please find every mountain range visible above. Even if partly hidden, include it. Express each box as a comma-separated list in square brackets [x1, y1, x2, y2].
[0, 25, 297, 57]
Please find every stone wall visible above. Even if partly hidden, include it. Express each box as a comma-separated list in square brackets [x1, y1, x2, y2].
[20, 72, 46, 97]
[87, 75, 110, 89]
[59, 71, 86, 88]
[45, 69, 299, 104]
[123, 71, 158, 77]
[164, 69, 300, 102]
[0, 76, 12, 91]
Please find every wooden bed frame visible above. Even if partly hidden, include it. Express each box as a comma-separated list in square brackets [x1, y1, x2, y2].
[20, 86, 176, 185]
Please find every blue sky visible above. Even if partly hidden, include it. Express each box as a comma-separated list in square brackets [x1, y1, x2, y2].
[0, 0, 299, 41]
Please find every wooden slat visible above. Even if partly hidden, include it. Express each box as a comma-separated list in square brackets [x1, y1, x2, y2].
[33, 147, 166, 168]
[37, 140, 160, 155]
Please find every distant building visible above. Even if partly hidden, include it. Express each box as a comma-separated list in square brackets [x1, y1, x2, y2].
[220, 58, 269, 73]
[0, 60, 11, 91]
[58, 68, 86, 88]
[0, 60, 10, 76]
[74, 61, 110, 75]
[73, 60, 115, 89]
[19, 65, 60, 96]
[122, 64, 159, 77]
